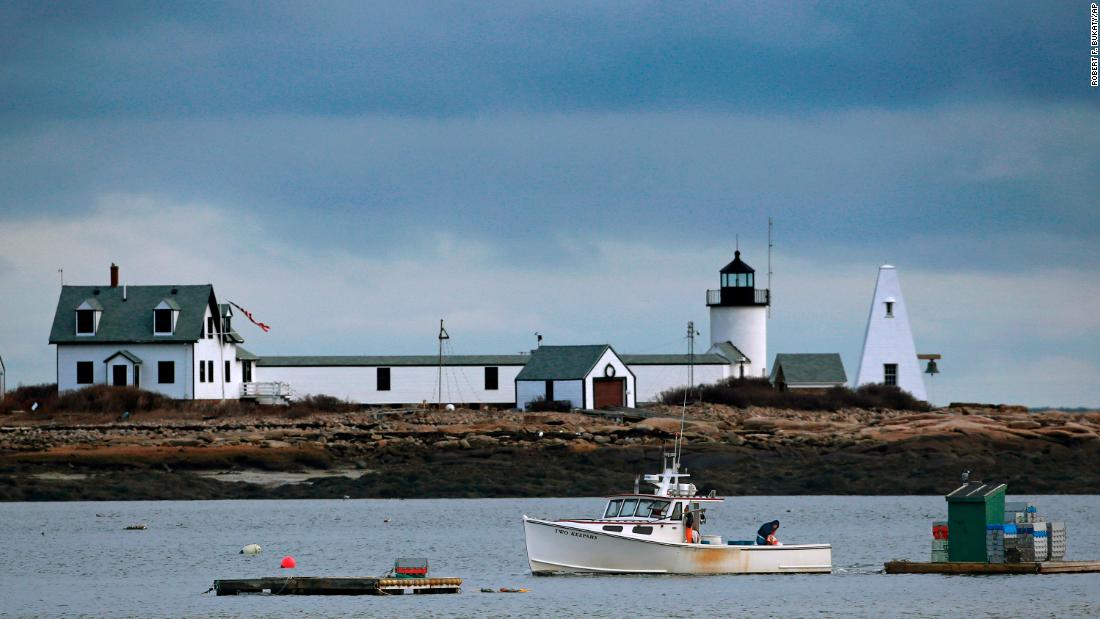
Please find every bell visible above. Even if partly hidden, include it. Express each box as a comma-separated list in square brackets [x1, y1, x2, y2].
[924, 359, 939, 375]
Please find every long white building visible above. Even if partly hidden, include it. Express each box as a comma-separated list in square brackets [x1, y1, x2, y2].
[50, 251, 771, 409]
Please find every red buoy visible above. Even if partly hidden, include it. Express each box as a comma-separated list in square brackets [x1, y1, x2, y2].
[280, 555, 296, 569]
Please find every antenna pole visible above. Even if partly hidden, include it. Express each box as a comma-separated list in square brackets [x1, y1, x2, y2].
[437, 319, 450, 407]
[677, 321, 698, 467]
[767, 217, 773, 319]
[58, 268, 64, 287]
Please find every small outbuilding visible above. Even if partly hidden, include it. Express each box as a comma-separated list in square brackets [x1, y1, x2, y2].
[515, 345, 635, 411]
[769, 353, 847, 392]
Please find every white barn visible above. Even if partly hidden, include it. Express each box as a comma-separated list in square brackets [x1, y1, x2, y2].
[48, 265, 250, 400]
[515, 345, 636, 411]
[854, 264, 927, 400]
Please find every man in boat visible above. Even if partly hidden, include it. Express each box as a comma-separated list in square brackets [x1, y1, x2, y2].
[756, 520, 780, 545]
[684, 507, 700, 543]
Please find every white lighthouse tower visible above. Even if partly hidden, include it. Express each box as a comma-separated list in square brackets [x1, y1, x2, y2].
[706, 250, 770, 378]
[855, 264, 927, 400]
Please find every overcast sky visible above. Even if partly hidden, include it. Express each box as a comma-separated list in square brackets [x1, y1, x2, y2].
[1, 2, 1097, 407]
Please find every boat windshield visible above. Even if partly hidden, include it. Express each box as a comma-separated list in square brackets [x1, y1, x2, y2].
[604, 500, 623, 518]
[605, 498, 672, 519]
[619, 499, 639, 518]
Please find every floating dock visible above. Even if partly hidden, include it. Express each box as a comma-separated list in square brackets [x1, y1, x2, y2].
[884, 560, 1100, 575]
[213, 576, 463, 596]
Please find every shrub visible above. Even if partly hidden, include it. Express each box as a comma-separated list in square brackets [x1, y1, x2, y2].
[659, 377, 929, 412]
[0, 383, 58, 414]
[293, 394, 356, 413]
[54, 385, 180, 414]
[527, 397, 571, 412]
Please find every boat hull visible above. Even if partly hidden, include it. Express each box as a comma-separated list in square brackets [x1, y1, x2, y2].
[523, 516, 832, 575]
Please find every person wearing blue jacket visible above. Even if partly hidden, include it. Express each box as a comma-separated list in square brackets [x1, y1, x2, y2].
[756, 520, 780, 545]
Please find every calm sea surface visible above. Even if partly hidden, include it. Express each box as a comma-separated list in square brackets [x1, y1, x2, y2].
[1, 495, 1098, 618]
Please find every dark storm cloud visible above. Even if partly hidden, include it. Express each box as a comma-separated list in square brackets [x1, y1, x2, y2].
[0, 1, 1086, 122]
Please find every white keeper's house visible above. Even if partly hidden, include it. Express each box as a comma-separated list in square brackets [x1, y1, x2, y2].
[48, 265, 255, 400]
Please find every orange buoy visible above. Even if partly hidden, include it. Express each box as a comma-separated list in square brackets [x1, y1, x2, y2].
[280, 555, 296, 569]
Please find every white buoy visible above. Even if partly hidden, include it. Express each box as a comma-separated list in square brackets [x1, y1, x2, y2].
[445, 403, 455, 411]
[240, 544, 262, 555]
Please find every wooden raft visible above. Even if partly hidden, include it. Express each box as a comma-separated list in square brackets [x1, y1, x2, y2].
[214, 576, 463, 596]
[884, 560, 1100, 575]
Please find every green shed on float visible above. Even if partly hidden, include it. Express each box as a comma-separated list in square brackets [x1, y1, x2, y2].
[946, 481, 1006, 562]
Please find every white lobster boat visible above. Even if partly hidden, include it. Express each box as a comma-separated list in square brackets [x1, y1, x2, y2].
[523, 454, 832, 575]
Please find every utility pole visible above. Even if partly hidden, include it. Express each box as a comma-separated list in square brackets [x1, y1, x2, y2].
[686, 321, 699, 393]
[437, 319, 449, 407]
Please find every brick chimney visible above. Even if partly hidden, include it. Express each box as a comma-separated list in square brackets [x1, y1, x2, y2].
[110, 263, 119, 288]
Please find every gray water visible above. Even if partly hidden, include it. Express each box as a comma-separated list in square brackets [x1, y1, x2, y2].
[1, 496, 1098, 618]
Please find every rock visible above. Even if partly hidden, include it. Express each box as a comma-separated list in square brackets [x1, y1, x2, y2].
[467, 434, 499, 448]
[167, 438, 203, 447]
[261, 440, 292, 449]
[593, 435, 611, 444]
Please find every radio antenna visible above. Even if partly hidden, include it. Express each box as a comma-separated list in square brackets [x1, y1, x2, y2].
[767, 217, 773, 318]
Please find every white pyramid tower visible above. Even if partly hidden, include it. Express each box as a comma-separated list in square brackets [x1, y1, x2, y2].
[855, 264, 927, 400]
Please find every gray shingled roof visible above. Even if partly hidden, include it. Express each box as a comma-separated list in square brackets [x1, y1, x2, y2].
[709, 341, 751, 364]
[619, 354, 730, 365]
[257, 354, 529, 367]
[515, 345, 612, 381]
[770, 353, 847, 385]
[236, 347, 260, 361]
[104, 349, 143, 365]
[50, 285, 216, 344]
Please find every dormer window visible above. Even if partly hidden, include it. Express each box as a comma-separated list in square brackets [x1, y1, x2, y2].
[884, 297, 895, 318]
[74, 299, 103, 336]
[77, 310, 95, 334]
[153, 299, 180, 335]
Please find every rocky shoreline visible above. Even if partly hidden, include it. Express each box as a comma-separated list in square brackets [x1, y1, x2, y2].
[2, 404, 1098, 500]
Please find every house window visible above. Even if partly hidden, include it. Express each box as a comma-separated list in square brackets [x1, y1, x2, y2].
[208, 360, 214, 382]
[154, 309, 173, 334]
[377, 367, 391, 391]
[207, 317, 215, 339]
[242, 361, 252, 382]
[885, 301, 894, 318]
[76, 361, 94, 384]
[199, 360, 206, 383]
[225, 360, 231, 383]
[76, 310, 95, 335]
[545, 380, 554, 401]
[884, 363, 898, 386]
[158, 361, 174, 384]
[484, 367, 499, 390]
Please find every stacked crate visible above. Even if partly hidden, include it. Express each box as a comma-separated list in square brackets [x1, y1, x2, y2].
[1032, 522, 1050, 561]
[1050, 522, 1067, 560]
[1016, 523, 1036, 562]
[1003, 523, 1019, 563]
[931, 521, 949, 562]
[985, 524, 1004, 563]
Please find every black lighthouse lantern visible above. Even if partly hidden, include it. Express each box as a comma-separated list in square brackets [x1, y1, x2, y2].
[707, 251, 770, 307]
